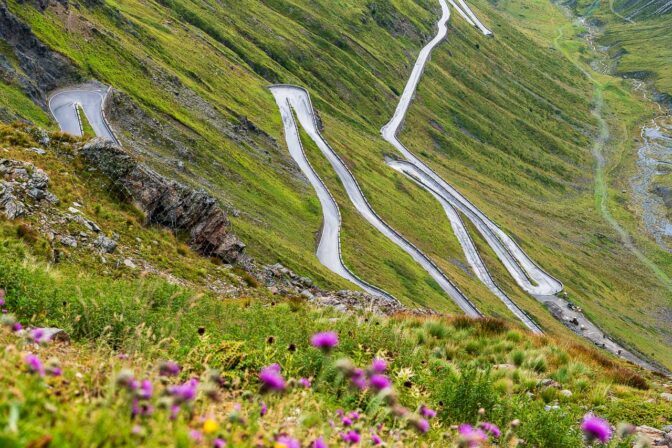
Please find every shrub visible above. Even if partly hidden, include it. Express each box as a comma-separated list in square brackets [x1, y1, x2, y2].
[511, 350, 526, 367]
[439, 366, 498, 423]
[608, 367, 649, 390]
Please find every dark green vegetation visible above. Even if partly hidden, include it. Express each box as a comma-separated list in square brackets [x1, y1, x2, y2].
[0, 0, 670, 368]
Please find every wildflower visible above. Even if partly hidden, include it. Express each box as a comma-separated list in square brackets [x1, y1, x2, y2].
[168, 379, 199, 403]
[371, 433, 382, 445]
[259, 365, 286, 392]
[479, 422, 501, 438]
[169, 404, 180, 420]
[136, 379, 153, 400]
[46, 358, 62, 377]
[159, 360, 181, 377]
[24, 354, 45, 376]
[30, 328, 51, 344]
[409, 416, 430, 433]
[299, 377, 312, 388]
[312, 437, 327, 448]
[371, 358, 387, 373]
[419, 405, 436, 419]
[213, 439, 226, 448]
[117, 353, 129, 360]
[115, 369, 137, 390]
[131, 425, 143, 435]
[351, 368, 367, 390]
[581, 414, 612, 444]
[203, 418, 219, 434]
[457, 424, 487, 448]
[369, 374, 391, 391]
[131, 399, 153, 417]
[275, 435, 300, 448]
[310, 331, 339, 352]
[260, 401, 268, 417]
[0, 289, 5, 307]
[342, 417, 353, 426]
[341, 430, 361, 444]
[349, 411, 360, 420]
[616, 423, 636, 439]
[189, 430, 204, 443]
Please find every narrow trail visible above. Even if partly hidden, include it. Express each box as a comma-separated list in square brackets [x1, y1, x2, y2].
[554, 23, 672, 291]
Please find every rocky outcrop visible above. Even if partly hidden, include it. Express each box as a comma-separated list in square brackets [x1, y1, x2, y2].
[0, 159, 59, 219]
[0, 3, 80, 109]
[80, 138, 245, 263]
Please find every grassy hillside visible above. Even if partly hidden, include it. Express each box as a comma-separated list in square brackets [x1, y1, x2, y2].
[1, 0, 671, 369]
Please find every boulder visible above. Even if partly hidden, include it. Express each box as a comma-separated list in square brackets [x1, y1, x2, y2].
[81, 139, 245, 263]
[94, 235, 117, 254]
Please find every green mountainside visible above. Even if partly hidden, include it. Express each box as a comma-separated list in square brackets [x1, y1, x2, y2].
[0, 0, 671, 444]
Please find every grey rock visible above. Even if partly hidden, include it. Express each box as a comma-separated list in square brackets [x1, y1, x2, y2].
[559, 389, 573, 397]
[81, 139, 245, 263]
[26, 147, 46, 155]
[661, 392, 672, 402]
[59, 236, 77, 248]
[123, 258, 137, 269]
[94, 235, 117, 253]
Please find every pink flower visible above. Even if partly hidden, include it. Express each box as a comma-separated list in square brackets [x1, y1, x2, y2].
[168, 379, 199, 403]
[189, 430, 204, 442]
[0, 291, 5, 307]
[159, 360, 181, 376]
[349, 411, 360, 420]
[299, 377, 312, 388]
[341, 430, 361, 444]
[48, 366, 62, 377]
[276, 435, 300, 448]
[12, 322, 22, 332]
[369, 374, 391, 391]
[24, 354, 45, 376]
[413, 418, 430, 433]
[131, 425, 143, 435]
[420, 405, 437, 419]
[312, 437, 327, 448]
[371, 358, 387, 373]
[310, 332, 339, 352]
[169, 404, 180, 420]
[136, 379, 153, 400]
[259, 365, 286, 392]
[213, 438, 226, 448]
[371, 433, 382, 445]
[479, 422, 501, 438]
[117, 353, 129, 360]
[350, 368, 367, 390]
[458, 424, 487, 447]
[581, 414, 612, 444]
[342, 417, 353, 426]
[260, 401, 268, 417]
[30, 328, 51, 344]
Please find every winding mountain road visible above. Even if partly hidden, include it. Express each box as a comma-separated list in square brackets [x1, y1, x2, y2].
[48, 83, 118, 144]
[270, 85, 480, 316]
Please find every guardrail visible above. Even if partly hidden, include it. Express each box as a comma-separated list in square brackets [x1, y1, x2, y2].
[393, 161, 543, 332]
[271, 85, 481, 317]
[101, 86, 121, 146]
[280, 96, 402, 306]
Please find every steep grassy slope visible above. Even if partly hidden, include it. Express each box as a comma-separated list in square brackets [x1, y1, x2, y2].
[1, 0, 671, 367]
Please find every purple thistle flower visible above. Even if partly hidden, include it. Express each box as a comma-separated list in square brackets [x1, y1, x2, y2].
[310, 331, 339, 352]
[371, 433, 382, 445]
[213, 438, 226, 448]
[48, 366, 62, 377]
[30, 328, 50, 344]
[259, 365, 286, 392]
[369, 374, 391, 391]
[169, 404, 180, 420]
[299, 377, 312, 388]
[117, 353, 129, 360]
[168, 379, 199, 403]
[458, 424, 487, 447]
[12, 322, 22, 332]
[341, 430, 361, 445]
[159, 360, 181, 376]
[136, 379, 153, 400]
[260, 401, 268, 417]
[414, 418, 430, 433]
[581, 414, 612, 444]
[0, 289, 5, 307]
[479, 422, 501, 438]
[342, 417, 353, 426]
[350, 369, 367, 390]
[131, 425, 143, 435]
[189, 430, 204, 443]
[312, 437, 327, 448]
[420, 405, 437, 419]
[349, 411, 360, 420]
[276, 435, 301, 448]
[24, 354, 45, 376]
[371, 358, 387, 373]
